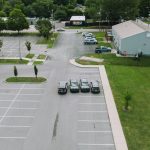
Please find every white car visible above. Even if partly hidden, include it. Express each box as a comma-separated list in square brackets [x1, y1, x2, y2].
[84, 38, 98, 45]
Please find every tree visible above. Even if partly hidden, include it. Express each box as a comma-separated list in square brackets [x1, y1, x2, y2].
[35, 19, 52, 39]
[14, 66, 18, 77]
[139, 0, 149, 17]
[34, 65, 38, 78]
[0, 11, 7, 17]
[54, 9, 67, 20]
[25, 41, 31, 53]
[0, 40, 3, 52]
[0, 18, 6, 32]
[32, 0, 53, 18]
[7, 8, 29, 33]
[124, 92, 132, 111]
[101, 0, 140, 23]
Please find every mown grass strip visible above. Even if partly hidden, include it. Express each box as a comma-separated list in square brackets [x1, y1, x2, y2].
[0, 59, 29, 64]
[25, 53, 35, 59]
[37, 54, 46, 59]
[33, 61, 43, 65]
[6, 77, 46, 83]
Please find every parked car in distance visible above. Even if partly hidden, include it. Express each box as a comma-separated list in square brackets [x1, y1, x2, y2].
[84, 37, 96, 41]
[82, 32, 93, 37]
[90, 81, 100, 93]
[95, 46, 111, 53]
[58, 81, 68, 94]
[80, 78, 90, 92]
[85, 34, 95, 38]
[84, 38, 98, 45]
[56, 28, 65, 32]
[82, 32, 88, 36]
[70, 79, 79, 93]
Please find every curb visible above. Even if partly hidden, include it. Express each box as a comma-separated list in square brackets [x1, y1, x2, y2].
[69, 59, 99, 68]
[99, 66, 128, 150]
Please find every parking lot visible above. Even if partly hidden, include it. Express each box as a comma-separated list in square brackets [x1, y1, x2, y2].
[0, 83, 45, 150]
[0, 31, 117, 150]
[50, 67, 115, 150]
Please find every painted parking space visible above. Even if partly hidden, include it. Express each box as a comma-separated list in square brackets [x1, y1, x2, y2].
[74, 68, 115, 150]
[0, 83, 44, 150]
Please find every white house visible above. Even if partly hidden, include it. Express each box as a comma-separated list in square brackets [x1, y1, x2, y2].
[112, 20, 150, 55]
[70, 16, 85, 25]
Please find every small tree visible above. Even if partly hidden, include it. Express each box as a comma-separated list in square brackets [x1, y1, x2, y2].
[14, 66, 18, 77]
[34, 65, 38, 78]
[0, 40, 3, 52]
[124, 92, 132, 111]
[0, 18, 6, 32]
[25, 41, 31, 53]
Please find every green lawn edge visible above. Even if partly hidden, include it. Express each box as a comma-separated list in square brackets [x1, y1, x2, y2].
[6, 77, 47, 83]
[0, 59, 29, 64]
[25, 53, 35, 59]
[75, 53, 150, 149]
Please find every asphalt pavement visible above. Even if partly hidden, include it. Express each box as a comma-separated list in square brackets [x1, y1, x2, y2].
[0, 30, 116, 150]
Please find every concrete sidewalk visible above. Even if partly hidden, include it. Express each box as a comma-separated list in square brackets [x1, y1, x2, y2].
[70, 59, 128, 150]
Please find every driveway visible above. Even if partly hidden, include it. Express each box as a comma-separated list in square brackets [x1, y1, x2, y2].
[0, 30, 115, 150]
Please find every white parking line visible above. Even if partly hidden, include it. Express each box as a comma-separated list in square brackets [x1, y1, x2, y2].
[78, 120, 109, 123]
[0, 107, 38, 110]
[78, 143, 114, 146]
[0, 88, 44, 90]
[0, 137, 27, 139]
[0, 84, 25, 124]
[78, 111, 107, 113]
[0, 116, 35, 118]
[0, 100, 40, 102]
[78, 131, 112, 133]
[0, 125, 31, 128]
[78, 95, 104, 98]
[79, 103, 105, 105]
[0, 93, 42, 96]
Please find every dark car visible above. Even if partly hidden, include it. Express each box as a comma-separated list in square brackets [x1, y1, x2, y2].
[95, 46, 111, 53]
[58, 81, 68, 94]
[90, 81, 100, 93]
[69, 79, 79, 93]
[80, 78, 90, 92]
[56, 28, 65, 32]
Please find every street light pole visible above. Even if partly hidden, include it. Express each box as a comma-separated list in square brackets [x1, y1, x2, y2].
[18, 37, 22, 60]
[98, 8, 101, 32]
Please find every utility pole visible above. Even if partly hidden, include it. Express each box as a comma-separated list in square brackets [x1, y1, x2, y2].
[98, 8, 101, 32]
[18, 37, 22, 60]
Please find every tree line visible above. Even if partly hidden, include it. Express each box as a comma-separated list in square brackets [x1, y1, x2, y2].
[0, 0, 149, 24]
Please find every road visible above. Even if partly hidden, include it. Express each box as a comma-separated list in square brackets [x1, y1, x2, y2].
[0, 30, 115, 150]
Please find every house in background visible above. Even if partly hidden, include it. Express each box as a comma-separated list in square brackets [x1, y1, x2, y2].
[70, 16, 86, 26]
[112, 20, 150, 55]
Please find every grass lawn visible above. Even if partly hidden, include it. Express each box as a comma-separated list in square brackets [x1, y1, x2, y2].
[92, 32, 112, 47]
[76, 58, 101, 65]
[6, 77, 46, 83]
[65, 26, 99, 29]
[82, 53, 150, 66]
[0, 59, 29, 64]
[106, 65, 150, 150]
[37, 54, 46, 59]
[25, 53, 35, 59]
[76, 53, 150, 149]
[33, 61, 43, 65]
[36, 33, 59, 48]
[92, 32, 105, 37]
